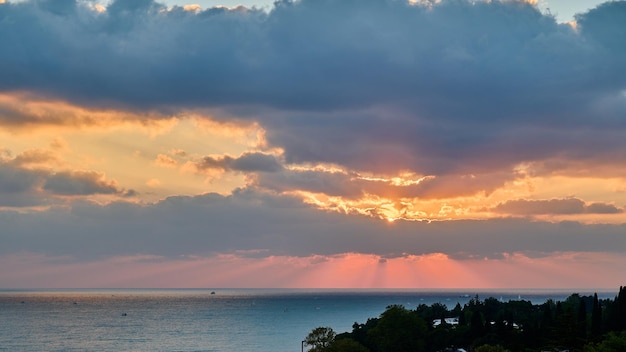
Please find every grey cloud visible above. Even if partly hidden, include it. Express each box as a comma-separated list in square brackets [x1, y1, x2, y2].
[43, 170, 121, 195]
[493, 198, 623, 215]
[256, 167, 513, 199]
[257, 169, 365, 198]
[1, 189, 625, 260]
[0, 163, 45, 206]
[197, 152, 283, 173]
[0, 163, 42, 194]
[576, 1, 626, 56]
[1, 0, 626, 177]
[0, 159, 128, 204]
[582, 202, 622, 214]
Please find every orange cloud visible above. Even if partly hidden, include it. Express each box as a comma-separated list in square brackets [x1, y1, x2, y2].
[182, 4, 202, 12]
[7, 148, 61, 168]
[0, 92, 175, 132]
[155, 154, 179, 168]
[191, 116, 267, 149]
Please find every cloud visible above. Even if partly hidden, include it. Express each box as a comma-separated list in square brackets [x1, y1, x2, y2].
[10, 148, 60, 167]
[585, 202, 623, 214]
[0, 92, 176, 130]
[575, 1, 626, 56]
[256, 168, 365, 198]
[492, 198, 623, 215]
[0, 162, 45, 206]
[1, 0, 626, 284]
[2, 188, 625, 260]
[1, 0, 626, 179]
[196, 152, 283, 173]
[0, 153, 130, 205]
[256, 167, 514, 199]
[43, 170, 123, 196]
[154, 154, 178, 168]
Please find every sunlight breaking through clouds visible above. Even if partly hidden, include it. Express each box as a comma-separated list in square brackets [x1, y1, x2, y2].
[0, 0, 625, 288]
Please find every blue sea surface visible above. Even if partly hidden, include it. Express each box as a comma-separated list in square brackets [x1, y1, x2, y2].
[0, 288, 615, 352]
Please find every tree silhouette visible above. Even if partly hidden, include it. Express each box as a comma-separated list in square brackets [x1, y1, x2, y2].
[591, 293, 602, 338]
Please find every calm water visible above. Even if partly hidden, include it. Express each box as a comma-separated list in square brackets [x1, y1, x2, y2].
[0, 288, 614, 352]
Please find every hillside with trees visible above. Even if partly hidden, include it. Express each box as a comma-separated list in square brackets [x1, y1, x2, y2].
[304, 286, 626, 352]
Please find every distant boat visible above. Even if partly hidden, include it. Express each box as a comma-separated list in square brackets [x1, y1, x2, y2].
[210, 291, 216, 295]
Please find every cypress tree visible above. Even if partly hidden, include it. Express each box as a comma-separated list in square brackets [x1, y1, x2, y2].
[469, 310, 485, 340]
[577, 299, 587, 338]
[458, 306, 467, 327]
[619, 286, 626, 331]
[591, 293, 602, 337]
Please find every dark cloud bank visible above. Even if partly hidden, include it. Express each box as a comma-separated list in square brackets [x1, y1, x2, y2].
[2, 189, 626, 260]
[1, 0, 626, 176]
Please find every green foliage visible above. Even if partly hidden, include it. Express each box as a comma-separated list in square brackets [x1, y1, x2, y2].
[368, 305, 428, 352]
[305, 327, 336, 352]
[326, 338, 369, 352]
[349, 317, 379, 351]
[474, 344, 511, 352]
[584, 331, 626, 352]
[306, 287, 626, 352]
[549, 295, 587, 349]
[416, 302, 450, 327]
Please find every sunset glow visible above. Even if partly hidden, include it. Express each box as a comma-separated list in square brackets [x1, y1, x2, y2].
[1, 0, 624, 289]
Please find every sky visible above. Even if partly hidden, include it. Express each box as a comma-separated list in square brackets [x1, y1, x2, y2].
[160, 0, 606, 23]
[0, 0, 625, 289]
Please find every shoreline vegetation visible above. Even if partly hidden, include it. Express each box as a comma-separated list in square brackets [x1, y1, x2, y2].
[304, 286, 626, 352]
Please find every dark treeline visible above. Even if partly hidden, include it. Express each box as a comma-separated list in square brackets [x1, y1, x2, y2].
[304, 286, 626, 352]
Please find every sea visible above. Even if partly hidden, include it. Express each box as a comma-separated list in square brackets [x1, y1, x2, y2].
[0, 288, 616, 352]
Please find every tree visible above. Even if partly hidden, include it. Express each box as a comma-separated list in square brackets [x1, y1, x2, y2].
[475, 344, 511, 352]
[369, 305, 427, 352]
[469, 310, 485, 340]
[326, 338, 369, 352]
[591, 293, 602, 338]
[578, 298, 588, 338]
[348, 317, 379, 351]
[584, 331, 626, 352]
[305, 327, 336, 352]
[452, 302, 463, 318]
